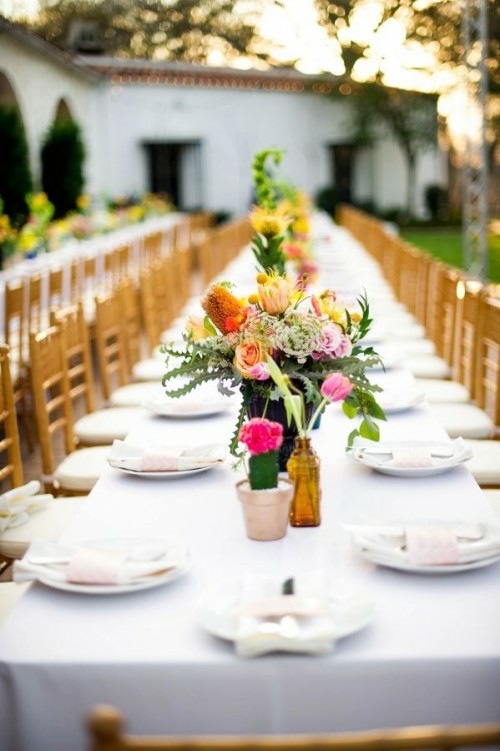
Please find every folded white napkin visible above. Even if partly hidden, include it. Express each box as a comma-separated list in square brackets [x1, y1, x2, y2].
[13, 537, 187, 586]
[353, 437, 472, 470]
[235, 571, 336, 657]
[0, 481, 54, 532]
[377, 389, 425, 412]
[107, 440, 225, 472]
[348, 523, 500, 567]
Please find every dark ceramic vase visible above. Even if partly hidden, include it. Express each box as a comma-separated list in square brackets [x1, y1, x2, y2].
[246, 391, 315, 472]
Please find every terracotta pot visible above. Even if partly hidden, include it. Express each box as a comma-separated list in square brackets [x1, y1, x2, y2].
[236, 478, 294, 541]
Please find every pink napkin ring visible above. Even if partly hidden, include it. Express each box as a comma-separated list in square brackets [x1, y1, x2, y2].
[66, 547, 127, 584]
[391, 447, 433, 468]
[405, 527, 460, 565]
[140, 449, 179, 471]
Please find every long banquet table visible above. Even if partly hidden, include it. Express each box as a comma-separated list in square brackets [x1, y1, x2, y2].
[1, 215, 499, 751]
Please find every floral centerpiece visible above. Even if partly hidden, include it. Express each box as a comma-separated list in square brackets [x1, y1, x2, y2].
[16, 192, 54, 258]
[249, 149, 292, 275]
[161, 271, 385, 463]
[0, 198, 18, 267]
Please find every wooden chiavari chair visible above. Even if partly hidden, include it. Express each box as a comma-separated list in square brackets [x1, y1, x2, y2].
[29, 325, 110, 494]
[50, 302, 146, 446]
[3, 277, 35, 448]
[0, 344, 86, 563]
[87, 706, 500, 751]
[94, 290, 163, 407]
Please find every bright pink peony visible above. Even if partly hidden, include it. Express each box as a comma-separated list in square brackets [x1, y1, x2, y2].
[239, 418, 283, 455]
[321, 373, 353, 402]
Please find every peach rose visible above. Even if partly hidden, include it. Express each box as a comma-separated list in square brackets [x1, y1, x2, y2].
[234, 341, 266, 378]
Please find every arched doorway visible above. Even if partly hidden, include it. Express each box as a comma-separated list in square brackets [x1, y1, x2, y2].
[0, 69, 20, 108]
[55, 97, 73, 122]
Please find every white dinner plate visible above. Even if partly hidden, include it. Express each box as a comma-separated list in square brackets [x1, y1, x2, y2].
[349, 523, 500, 574]
[109, 464, 218, 479]
[348, 439, 472, 477]
[195, 589, 374, 643]
[143, 397, 231, 418]
[376, 389, 426, 414]
[354, 548, 500, 575]
[37, 537, 190, 594]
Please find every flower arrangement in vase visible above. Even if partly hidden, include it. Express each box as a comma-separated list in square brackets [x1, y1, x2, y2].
[236, 417, 294, 541]
[161, 271, 385, 466]
[249, 148, 292, 275]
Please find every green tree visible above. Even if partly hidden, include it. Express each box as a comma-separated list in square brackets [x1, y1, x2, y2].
[0, 106, 33, 224]
[41, 118, 85, 218]
[19, 0, 261, 64]
[349, 84, 438, 220]
[314, 0, 499, 94]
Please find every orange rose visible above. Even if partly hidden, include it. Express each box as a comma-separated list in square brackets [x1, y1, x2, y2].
[234, 341, 266, 378]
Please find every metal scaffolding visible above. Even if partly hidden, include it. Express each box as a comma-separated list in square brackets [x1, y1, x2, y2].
[461, 0, 489, 281]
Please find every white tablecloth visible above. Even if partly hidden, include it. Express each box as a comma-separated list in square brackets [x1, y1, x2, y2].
[1, 216, 499, 751]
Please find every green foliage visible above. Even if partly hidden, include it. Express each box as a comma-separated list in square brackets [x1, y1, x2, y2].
[424, 184, 448, 221]
[251, 148, 283, 210]
[23, 0, 259, 64]
[315, 185, 337, 217]
[41, 119, 85, 218]
[251, 234, 286, 276]
[0, 106, 32, 225]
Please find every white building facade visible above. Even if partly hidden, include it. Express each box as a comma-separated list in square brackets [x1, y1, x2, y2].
[0, 18, 445, 219]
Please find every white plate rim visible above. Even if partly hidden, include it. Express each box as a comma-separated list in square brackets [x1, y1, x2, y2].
[108, 463, 217, 478]
[356, 547, 500, 574]
[143, 399, 231, 418]
[377, 391, 426, 414]
[348, 440, 469, 477]
[195, 592, 374, 642]
[36, 536, 190, 594]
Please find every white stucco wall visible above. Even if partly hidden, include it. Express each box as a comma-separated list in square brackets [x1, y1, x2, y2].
[94, 83, 354, 215]
[0, 27, 444, 218]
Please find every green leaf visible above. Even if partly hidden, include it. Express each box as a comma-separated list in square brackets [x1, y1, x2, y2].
[359, 417, 380, 442]
[342, 401, 358, 419]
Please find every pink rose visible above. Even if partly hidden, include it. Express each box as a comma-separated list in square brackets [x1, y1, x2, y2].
[332, 335, 352, 358]
[321, 373, 353, 402]
[249, 362, 270, 380]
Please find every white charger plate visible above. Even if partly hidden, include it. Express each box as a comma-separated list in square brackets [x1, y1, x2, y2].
[108, 464, 218, 479]
[348, 439, 471, 478]
[354, 548, 500, 574]
[349, 522, 500, 574]
[143, 398, 231, 419]
[195, 589, 374, 643]
[37, 537, 190, 594]
[376, 389, 426, 414]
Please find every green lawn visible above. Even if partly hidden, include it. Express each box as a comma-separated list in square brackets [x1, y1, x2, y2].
[400, 229, 500, 283]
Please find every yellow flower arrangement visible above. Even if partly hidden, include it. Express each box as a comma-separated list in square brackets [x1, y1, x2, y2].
[162, 273, 385, 456]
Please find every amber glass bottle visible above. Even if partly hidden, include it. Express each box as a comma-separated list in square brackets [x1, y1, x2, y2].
[286, 437, 321, 527]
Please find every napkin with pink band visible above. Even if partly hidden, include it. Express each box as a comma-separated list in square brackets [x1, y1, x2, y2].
[13, 537, 188, 586]
[235, 571, 337, 657]
[107, 439, 225, 472]
[346, 522, 500, 567]
[353, 437, 472, 470]
[0, 481, 54, 532]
